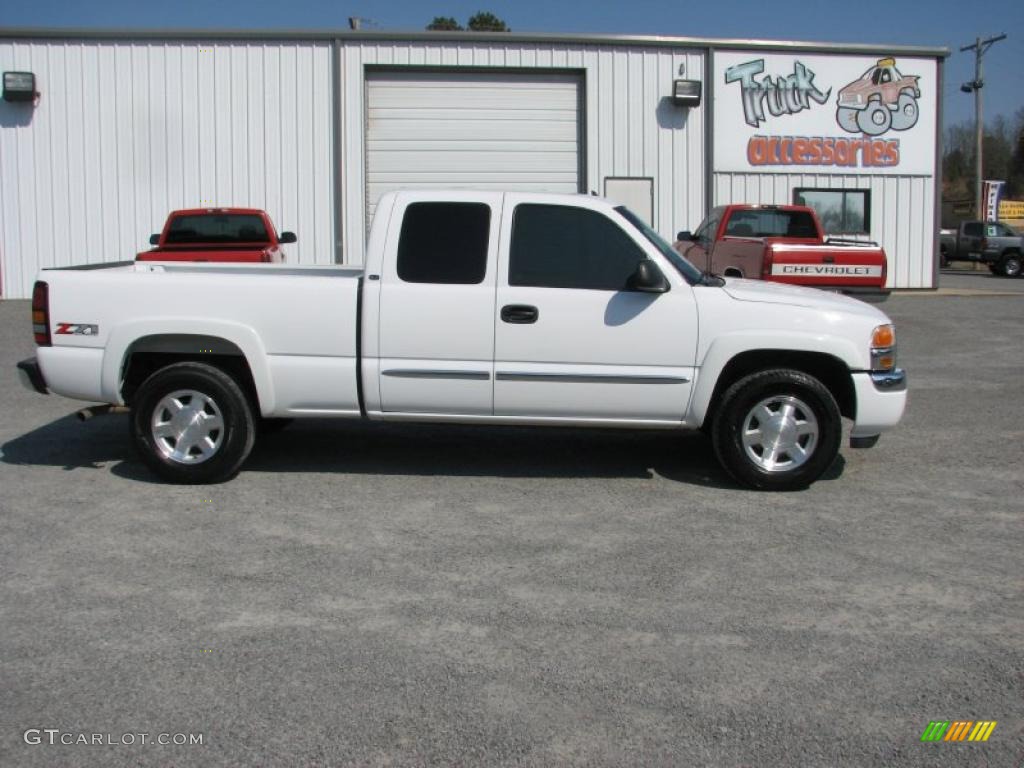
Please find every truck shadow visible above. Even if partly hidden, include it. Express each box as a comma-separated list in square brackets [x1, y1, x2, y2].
[1, 413, 845, 490]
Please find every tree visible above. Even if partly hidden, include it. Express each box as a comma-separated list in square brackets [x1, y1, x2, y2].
[426, 12, 509, 32]
[942, 113, 1024, 202]
[426, 16, 463, 31]
[467, 12, 509, 31]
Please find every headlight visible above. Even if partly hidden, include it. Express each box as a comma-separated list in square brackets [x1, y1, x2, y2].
[871, 324, 896, 370]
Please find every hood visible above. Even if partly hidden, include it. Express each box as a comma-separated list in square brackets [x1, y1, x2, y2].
[720, 277, 887, 319]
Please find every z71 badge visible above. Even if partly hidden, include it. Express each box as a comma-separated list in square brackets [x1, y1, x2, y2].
[55, 323, 99, 336]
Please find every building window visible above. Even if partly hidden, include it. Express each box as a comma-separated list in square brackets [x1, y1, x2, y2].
[793, 188, 870, 235]
[509, 204, 646, 291]
[397, 202, 490, 284]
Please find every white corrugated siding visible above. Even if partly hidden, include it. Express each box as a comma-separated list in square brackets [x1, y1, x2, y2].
[342, 42, 705, 264]
[712, 172, 935, 289]
[365, 71, 581, 223]
[0, 40, 334, 299]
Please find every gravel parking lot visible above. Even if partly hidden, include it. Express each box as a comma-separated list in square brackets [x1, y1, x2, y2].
[1, 274, 1021, 767]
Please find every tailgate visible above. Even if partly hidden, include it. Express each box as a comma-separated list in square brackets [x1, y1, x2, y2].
[766, 242, 886, 288]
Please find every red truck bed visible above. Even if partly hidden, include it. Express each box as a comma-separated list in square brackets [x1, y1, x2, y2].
[675, 204, 887, 298]
[137, 208, 294, 263]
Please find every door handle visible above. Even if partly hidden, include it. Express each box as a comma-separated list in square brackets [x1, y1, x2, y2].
[500, 304, 539, 324]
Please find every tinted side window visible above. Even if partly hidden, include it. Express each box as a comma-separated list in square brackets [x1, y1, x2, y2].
[510, 204, 646, 291]
[963, 222, 983, 237]
[397, 202, 490, 284]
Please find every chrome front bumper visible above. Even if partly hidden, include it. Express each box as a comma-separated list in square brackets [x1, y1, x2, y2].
[870, 368, 907, 392]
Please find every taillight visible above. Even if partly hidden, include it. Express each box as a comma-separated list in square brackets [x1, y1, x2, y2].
[762, 247, 773, 279]
[32, 280, 51, 346]
[980, 237, 988, 251]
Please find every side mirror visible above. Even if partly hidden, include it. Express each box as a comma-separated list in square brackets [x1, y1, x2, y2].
[627, 260, 670, 294]
[676, 230, 696, 242]
[149, 234, 160, 246]
[279, 231, 297, 244]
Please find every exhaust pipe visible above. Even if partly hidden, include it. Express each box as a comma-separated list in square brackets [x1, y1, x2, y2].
[77, 405, 130, 421]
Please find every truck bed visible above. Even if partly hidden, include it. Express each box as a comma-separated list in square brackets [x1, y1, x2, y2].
[36, 261, 365, 416]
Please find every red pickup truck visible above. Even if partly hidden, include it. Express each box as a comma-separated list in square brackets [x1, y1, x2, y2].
[137, 208, 296, 263]
[674, 204, 888, 298]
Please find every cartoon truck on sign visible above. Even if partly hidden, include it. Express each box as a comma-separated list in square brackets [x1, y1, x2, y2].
[836, 58, 920, 136]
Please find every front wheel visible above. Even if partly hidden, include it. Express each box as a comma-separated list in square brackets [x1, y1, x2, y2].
[856, 101, 892, 136]
[711, 369, 842, 491]
[997, 253, 1022, 278]
[836, 107, 860, 133]
[130, 362, 256, 483]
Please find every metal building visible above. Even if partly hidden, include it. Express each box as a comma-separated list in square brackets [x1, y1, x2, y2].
[0, 28, 946, 299]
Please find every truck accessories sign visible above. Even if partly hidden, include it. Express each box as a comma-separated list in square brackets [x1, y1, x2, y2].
[714, 52, 936, 176]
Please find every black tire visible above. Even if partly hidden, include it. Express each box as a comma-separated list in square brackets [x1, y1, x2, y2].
[130, 362, 256, 484]
[939, 246, 949, 269]
[997, 253, 1021, 278]
[711, 369, 842, 491]
[259, 417, 294, 435]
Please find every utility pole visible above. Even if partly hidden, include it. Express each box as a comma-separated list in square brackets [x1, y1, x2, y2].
[960, 34, 1007, 220]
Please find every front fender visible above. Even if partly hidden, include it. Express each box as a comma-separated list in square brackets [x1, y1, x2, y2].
[687, 331, 862, 427]
[101, 319, 275, 414]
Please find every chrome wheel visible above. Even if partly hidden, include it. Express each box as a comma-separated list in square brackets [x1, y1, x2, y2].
[151, 389, 224, 464]
[741, 395, 819, 473]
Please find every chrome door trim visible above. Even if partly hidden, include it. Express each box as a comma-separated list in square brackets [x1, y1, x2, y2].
[382, 369, 491, 381]
[495, 371, 690, 385]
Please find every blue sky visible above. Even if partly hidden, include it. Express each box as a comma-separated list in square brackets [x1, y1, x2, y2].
[3, 0, 1021, 129]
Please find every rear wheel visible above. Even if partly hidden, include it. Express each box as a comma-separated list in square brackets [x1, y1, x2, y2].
[891, 92, 919, 130]
[130, 362, 255, 484]
[712, 369, 842, 491]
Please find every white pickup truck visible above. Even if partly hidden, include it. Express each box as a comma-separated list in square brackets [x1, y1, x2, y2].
[17, 191, 906, 490]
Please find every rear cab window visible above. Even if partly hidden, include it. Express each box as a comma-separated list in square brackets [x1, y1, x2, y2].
[397, 202, 491, 284]
[165, 214, 269, 244]
[726, 209, 817, 238]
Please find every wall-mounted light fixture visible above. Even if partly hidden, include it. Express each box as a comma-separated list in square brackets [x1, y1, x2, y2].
[3, 71, 37, 103]
[671, 79, 702, 107]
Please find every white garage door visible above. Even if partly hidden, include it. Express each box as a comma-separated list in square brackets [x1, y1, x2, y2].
[365, 71, 582, 223]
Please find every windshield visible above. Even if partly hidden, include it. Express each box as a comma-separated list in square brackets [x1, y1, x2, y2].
[614, 206, 704, 284]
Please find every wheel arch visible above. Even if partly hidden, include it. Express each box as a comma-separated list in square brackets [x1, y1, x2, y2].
[102, 321, 274, 414]
[694, 348, 856, 428]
